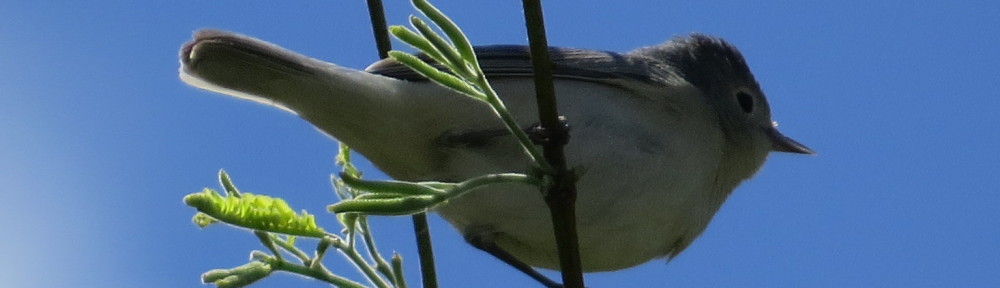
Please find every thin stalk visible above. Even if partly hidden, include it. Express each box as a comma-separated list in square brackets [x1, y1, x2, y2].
[366, 2, 438, 287]
[474, 74, 553, 173]
[447, 173, 541, 192]
[330, 236, 392, 288]
[520, 0, 584, 287]
[358, 217, 396, 281]
[270, 234, 312, 263]
[411, 213, 437, 288]
[269, 259, 369, 288]
[255, 231, 284, 263]
[366, 0, 392, 59]
[392, 254, 408, 288]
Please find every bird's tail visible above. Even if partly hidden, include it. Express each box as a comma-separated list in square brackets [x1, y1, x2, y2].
[179, 29, 486, 179]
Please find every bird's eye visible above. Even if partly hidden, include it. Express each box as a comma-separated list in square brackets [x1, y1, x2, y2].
[736, 91, 754, 114]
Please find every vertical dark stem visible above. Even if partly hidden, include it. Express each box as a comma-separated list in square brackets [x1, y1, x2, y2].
[409, 213, 437, 288]
[520, 0, 585, 287]
[365, 1, 438, 287]
[366, 0, 392, 59]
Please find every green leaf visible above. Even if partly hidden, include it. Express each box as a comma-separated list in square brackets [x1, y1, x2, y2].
[409, 16, 473, 79]
[335, 142, 361, 179]
[192, 212, 219, 228]
[340, 172, 451, 196]
[336, 208, 360, 233]
[391, 253, 407, 288]
[329, 172, 539, 217]
[184, 188, 326, 238]
[218, 169, 241, 197]
[413, 0, 478, 70]
[388, 51, 485, 100]
[388, 25, 448, 69]
[352, 193, 414, 200]
[202, 261, 272, 288]
[328, 196, 438, 216]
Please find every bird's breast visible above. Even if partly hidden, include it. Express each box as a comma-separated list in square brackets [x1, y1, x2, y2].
[430, 78, 729, 271]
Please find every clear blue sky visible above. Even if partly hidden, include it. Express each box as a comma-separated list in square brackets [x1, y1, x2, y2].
[3, 1, 998, 287]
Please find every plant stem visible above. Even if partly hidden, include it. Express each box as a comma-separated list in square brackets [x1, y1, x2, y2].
[448, 173, 541, 192]
[411, 213, 438, 288]
[255, 231, 284, 263]
[366, 2, 438, 287]
[330, 236, 392, 288]
[520, 0, 584, 287]
[366, 0, 392, 59]
[391, 254, 408, 288]
[475, 75, 554, 173]
[358, 217, 395, 281]
[270, 258, 369, 288]
[270, 234, 312, 263]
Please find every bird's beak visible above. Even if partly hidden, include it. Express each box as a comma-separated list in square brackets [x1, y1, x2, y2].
[766, 127, 815, 155]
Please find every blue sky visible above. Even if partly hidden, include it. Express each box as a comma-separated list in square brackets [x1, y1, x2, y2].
[3, 1, 999, 287]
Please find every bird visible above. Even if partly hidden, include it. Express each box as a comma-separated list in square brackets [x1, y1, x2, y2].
[179, 29, 813, 285]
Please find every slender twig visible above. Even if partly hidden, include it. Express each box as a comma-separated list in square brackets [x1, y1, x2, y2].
[447, 173, 541, 192]
[358, 217, 395, 281]
[391, 253, 408, 288]
[366, 1, 438, 287]
[329, 236, 392, 288]
[255, 231, 285, 263]
[410, 214, 437, 287]
[270, 234, 312, 263]
[520, 0, 584, 287]
[268, 257, 369, 288]
[367, 0, 392, 59]
[473, 74, 554, 173]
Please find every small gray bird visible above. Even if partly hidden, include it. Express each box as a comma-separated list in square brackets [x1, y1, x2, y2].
[179, 29, 812, 283]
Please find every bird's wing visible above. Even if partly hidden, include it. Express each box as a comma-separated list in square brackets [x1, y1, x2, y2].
[366, 45, 666, 86]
